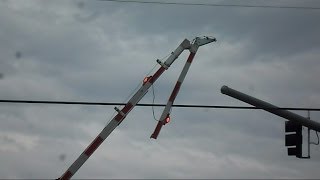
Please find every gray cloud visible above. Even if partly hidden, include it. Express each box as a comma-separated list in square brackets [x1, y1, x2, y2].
[0, 0, 320, 179]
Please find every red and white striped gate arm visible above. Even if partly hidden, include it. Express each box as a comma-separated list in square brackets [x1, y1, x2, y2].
[150, 36, 217, 139]
[58, 39, 191, 180]
[150, 51, 196, 139]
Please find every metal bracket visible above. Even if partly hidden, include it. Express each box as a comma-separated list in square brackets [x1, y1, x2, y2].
[193, 36, 217, 47]
[156, 59, 169, 69]
[114, 107, 125, 116]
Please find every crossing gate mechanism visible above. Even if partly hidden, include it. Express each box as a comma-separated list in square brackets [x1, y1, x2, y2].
[57, 36, 216, 179]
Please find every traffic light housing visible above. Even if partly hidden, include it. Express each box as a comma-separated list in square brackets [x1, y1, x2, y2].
[285, 121, 302, 158]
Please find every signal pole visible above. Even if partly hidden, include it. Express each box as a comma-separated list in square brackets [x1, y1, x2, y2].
[221, 85, 320, 158]
[221, 85, 320, 132]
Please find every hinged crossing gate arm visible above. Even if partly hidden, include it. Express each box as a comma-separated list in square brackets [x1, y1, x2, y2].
[58, 39, 190, 180]
[150, 37, 217, 139]
[57, 36, 216, 180]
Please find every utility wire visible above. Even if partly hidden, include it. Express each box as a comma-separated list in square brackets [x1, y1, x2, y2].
[97, 0, 320, 10]
[1, 100, 320, 111]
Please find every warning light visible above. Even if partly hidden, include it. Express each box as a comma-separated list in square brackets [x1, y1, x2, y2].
[143, 77, 148, 84]
[165, 115, 170, 124]
[143, 76, 152, 85]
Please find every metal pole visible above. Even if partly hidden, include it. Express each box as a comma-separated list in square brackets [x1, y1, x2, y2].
[221, 85, 320, 132]
[307, 111, 311, 158]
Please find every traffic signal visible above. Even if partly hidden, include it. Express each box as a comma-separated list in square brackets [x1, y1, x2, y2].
[285, 121, 302, 158]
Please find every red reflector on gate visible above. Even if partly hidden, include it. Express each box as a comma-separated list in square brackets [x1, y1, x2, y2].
[143, 77, 148, 84]
[143, 76, 152, 85]
[165, 116, 170, 124]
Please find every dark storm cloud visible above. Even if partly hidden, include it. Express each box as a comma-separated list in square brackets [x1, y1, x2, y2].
[104, 0, 320, 62]
[0, 0, 320, 179]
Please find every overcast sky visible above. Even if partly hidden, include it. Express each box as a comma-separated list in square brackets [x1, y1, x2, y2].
[1, 0, 320, 179]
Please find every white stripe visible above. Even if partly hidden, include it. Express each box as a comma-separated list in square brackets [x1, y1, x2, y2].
[68, 153, 89, 175]
[159, 101, 173, 121]
[177, 61, 191, 83]
[100, 119, 119, 139]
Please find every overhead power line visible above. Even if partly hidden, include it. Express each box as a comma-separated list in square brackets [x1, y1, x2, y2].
[1, 100, 320, 111]
[97, 0, 320, 10]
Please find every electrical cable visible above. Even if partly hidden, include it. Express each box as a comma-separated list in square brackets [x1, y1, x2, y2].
[149, 52, 172, 121]
[1, 99, 320, 111]
[97, 0, 320, 10]
[119, 61, 158, 110]
[310, 130, 320, 145]
[151, 83, 159, 121]
[121, 63, 156, 104]
[112, 52, 171, 122]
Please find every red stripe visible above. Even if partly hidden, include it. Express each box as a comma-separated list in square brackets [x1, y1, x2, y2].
[187, 52, 196, 63]
[150, 67, 165, 84]
[60, 171, 72, 180]
[115, 114, 123, 122]
[114, 103, 133, 122]
[150, 121, 164, 139]
[84, 136, 103, 156]
[122, 103, 133, 114]
[169, 81, 182, 102]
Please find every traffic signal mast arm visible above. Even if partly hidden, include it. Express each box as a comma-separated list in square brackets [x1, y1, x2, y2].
[221, 85, 320, 158]
[58, 39, 191, 180]
[151, 37, 216, 139]
[221, 85, 320, 132]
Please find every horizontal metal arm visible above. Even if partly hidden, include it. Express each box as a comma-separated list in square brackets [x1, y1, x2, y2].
[221, 85, 320, 132]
